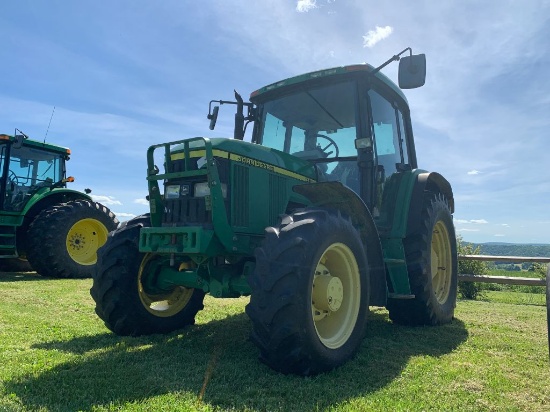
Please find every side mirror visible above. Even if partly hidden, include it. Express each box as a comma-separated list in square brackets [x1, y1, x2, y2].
[208, 106, 219, 130]
[398, 54, 426, 89]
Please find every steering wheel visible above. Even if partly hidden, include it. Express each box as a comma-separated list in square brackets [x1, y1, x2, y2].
[315, 134, 339, 158]
[8, 171, 19, 186]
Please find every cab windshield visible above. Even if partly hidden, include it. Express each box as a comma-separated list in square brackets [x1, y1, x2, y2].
[1, 145, 64, 211]
[255, 80, 359, 162]
[254, 80, 360, 191]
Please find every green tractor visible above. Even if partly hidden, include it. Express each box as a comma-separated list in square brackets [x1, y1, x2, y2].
[0, 132, 119, 278]
[91, 48, 457, 375]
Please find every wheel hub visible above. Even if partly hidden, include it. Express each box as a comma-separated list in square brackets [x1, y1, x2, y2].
[312, 263, 344, 313]
[66, 218, 109, 265]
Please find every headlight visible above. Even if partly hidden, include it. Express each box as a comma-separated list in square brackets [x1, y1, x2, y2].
[194, 182, 227, 198]
[165, 184, 190, 199]
[166, 185, 180, 199]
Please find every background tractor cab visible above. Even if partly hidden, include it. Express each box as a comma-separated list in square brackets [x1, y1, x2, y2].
[1, 133, 72, 212]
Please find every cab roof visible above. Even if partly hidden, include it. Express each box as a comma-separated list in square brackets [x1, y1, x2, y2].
[0, 133, 71, 155]
[250, 63, 408, 104]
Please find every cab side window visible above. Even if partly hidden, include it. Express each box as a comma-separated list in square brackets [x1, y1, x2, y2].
[369, 90, 410, 175]
[368, 89, 411, 216]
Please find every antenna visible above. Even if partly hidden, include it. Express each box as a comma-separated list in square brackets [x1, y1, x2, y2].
[44, 106, 56, 143]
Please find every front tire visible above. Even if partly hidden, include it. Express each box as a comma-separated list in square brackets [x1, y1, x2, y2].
[26, 200, 119, 278]
[246, 208, 369, 376]
[90, 215, 205, 336]
[387, 192, 458, 325]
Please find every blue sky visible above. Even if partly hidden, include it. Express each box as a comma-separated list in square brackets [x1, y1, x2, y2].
[1, 1, 548, 244]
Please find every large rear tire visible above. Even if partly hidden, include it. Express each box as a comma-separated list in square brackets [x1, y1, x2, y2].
[246, 208, 369, 376]
[387, 192, 457, 325]
[90, 215, 205, 336]
[26, 200, 119, 278]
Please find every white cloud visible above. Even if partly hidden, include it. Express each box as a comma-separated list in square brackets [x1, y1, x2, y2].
[501, 223, 510, 227]
[467, 170, 481, 175]
[133, 198, 149, 206]
[455, 219, 488, 225]
[91, 195, 123, 206]
[113, 212, 136, 218]
[494, 234, 505, 237]
[296, 0, 317, 13]
[458, 228, 480, 232]
[111, 212, 136, 222]
[362, 26, 393, 48]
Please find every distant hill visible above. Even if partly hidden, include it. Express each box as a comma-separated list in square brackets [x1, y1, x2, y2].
[465, 242, 550, 257]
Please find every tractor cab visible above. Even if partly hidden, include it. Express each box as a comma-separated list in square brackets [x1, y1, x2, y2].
[207, 49, 427, 225]
[0, 134, 69, 212]
[248, 62, 420, 228]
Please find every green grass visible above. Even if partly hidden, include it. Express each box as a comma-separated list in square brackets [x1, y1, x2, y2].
[1, 272, 549, 411]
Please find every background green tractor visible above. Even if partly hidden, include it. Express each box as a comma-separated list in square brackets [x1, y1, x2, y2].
[91, 48, 457, 375]
[0, 132, 119, 278]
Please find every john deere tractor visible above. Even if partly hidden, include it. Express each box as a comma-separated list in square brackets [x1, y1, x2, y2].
[0, 132, 119, 278]
[91, 48, 457, 375]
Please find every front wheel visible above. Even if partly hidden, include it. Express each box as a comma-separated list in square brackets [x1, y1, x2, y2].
[26, 200, 119, 278]
[90, 215, 205, 336]
[387, 192, 458, 326]
[246, 208, 369, 376]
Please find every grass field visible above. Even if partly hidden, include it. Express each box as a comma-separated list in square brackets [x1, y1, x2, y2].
[1, 271, 549, 412]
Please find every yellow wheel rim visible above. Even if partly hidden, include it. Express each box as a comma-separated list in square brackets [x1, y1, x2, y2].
[431, 220, 453, 304]
[311, 243, 361, 349]
[138, 254, 193, 317]
[66, 218, 110, 265]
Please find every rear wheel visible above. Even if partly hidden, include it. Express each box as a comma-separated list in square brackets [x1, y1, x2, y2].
[26, 200, 119, 278]
[387, 192, 457, 325]
[246, 208, 369, 375]
[90, 215, 205, 336]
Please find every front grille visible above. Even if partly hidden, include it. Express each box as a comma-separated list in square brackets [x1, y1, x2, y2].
[231, 164, 249, 227]
[161, 157, 230, 226]
[162, 197, 211, 225]
[269, 174, 287, 226]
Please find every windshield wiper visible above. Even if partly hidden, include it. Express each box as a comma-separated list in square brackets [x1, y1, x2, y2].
[305, 91, 344, 128]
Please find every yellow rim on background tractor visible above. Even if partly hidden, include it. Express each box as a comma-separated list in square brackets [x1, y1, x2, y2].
[66, 218, 109, 265]
[431, 220, 453, 304]
[138, 254, 194, 317]
[311, 243, 361, 349]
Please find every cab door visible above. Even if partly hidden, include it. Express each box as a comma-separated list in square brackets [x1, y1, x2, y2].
[367, 87, 416, 230]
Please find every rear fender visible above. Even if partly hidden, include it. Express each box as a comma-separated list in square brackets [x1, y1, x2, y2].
[22, 188, 91, 218]
[406, 171, 454, 237]
[379, 170, 453, 239]
[293, 181, 387, 306]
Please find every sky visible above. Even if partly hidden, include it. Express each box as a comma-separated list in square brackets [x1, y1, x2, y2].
[0, 0, 549, 244]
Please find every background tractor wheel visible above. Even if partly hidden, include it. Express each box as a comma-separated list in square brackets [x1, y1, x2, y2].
[26, 199, 118, 278]
[387, 192, 458, 326]
[246, 208, 369, 376]
[90, 214, 205, 336]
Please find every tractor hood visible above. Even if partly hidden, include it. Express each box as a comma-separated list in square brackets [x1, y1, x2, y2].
[171, 138, 318, 183]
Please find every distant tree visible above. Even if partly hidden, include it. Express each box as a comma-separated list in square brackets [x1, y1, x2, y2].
[529, 262, 548, 279]
[457, 236, 488, 300]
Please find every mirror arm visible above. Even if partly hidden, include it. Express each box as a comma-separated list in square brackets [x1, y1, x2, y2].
[370, 47, 412, 76]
